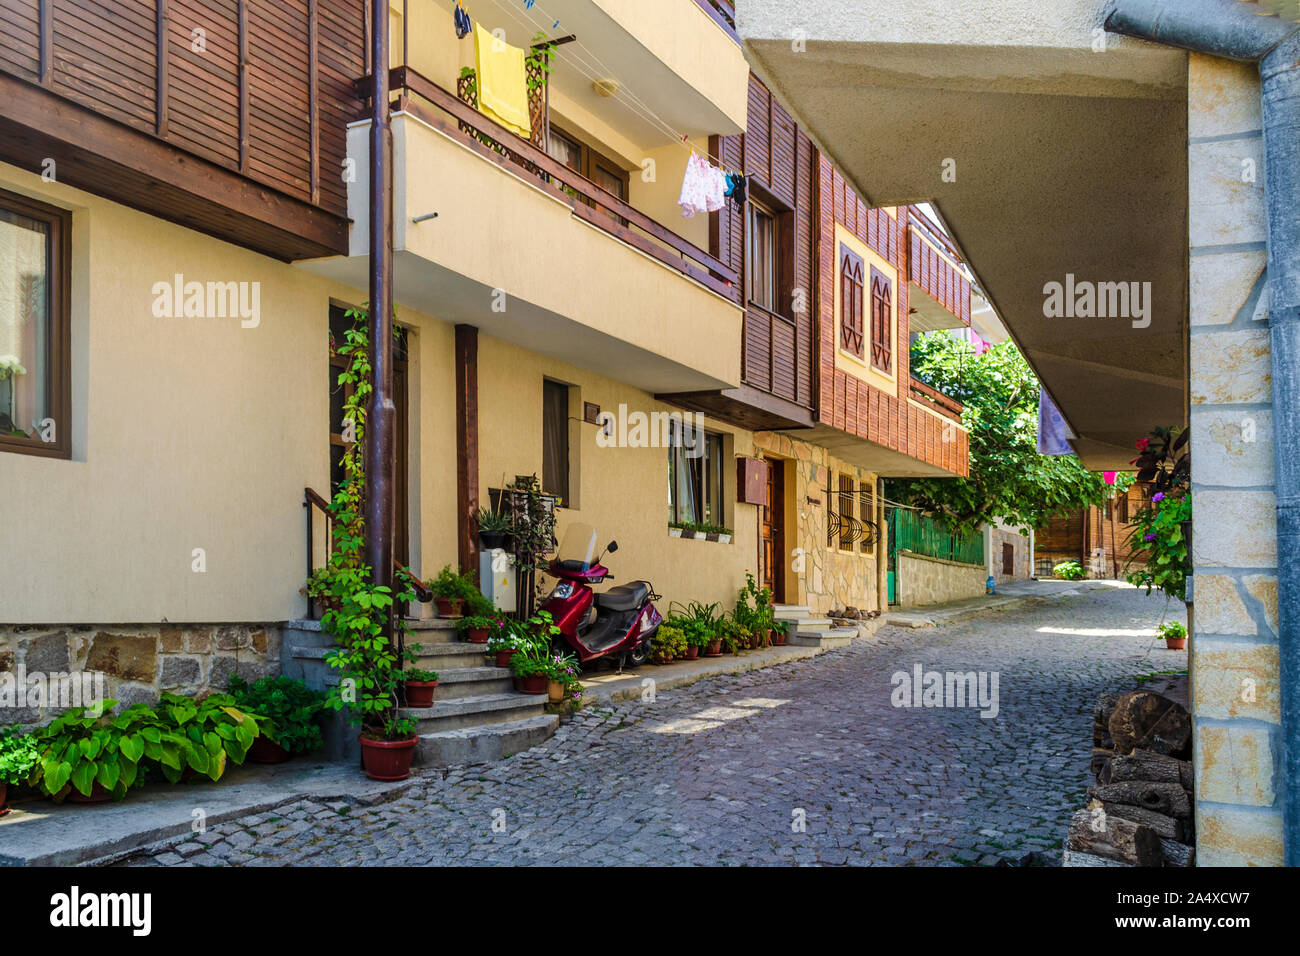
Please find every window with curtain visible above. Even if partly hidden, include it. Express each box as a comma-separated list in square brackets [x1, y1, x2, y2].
[542, 379, 570, 504]
[668, 422, 724, 527]
[0, 189, 68, 458]
[747, 203, 776, 312]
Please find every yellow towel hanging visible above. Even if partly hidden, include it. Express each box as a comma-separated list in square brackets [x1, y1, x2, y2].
[474, 23, 530, 138]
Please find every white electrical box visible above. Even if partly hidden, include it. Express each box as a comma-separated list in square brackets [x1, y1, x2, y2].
[479, 548, 517, 611]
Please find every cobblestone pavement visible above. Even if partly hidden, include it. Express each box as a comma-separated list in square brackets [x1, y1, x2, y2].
[119, 585, 1186, 867]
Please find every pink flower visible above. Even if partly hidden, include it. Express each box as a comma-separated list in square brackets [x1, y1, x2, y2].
[1136, 437, 1150, 452]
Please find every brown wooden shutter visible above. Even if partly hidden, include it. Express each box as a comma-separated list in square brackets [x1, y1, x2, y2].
[840, 244, 864, 359]
[870, 266, 892, 372]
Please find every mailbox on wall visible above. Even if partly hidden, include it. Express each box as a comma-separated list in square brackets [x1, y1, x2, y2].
[737, 457, 768, 505]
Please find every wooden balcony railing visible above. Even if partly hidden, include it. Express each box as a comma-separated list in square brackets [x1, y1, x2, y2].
[908, 377, 964, 422]
[693, 0, 739, 42]
[355, 66, 741, 304]
[908, 205, 964, 265]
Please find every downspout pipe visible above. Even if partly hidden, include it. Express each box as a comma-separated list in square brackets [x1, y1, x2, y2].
[1107, 0, 1300, 865]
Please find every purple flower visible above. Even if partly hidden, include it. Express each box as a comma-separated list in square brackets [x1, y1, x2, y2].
[1144, 533, 1156, 541]
[1152, 492, 1165, 503]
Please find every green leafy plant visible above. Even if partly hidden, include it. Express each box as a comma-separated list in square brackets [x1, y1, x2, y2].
[475, 507, 513, 534]
[156, 692, 266, 781]
[502, 474, 559, 615]
[717, 618, 747, 655]
[0, 725, 39, 786]
[430, 565, 466, 600]
[227, 675, 326, 755]
[651, 624, 688, 662]
[1157, 622, 1187, 641]
[457, 613, 505, 635]
[402, 667, 439, 683]
[1053, 560, 1086, 581]
[548, 651, 583, 700]
[525, 33, 556, 93]
[734, 571, 774, 636]
[1124, 428, 1192, 603]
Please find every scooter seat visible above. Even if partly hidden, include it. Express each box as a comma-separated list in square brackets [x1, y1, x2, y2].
[595, 581, 650, 612]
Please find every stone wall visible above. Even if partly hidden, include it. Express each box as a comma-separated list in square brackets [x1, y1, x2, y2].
[989, 522, 1033, 584]
[896, 551, 986, 608]
[1186, 53, 1283, 865]
[0, 625, 281, 727]
[754, 432, 881, 615]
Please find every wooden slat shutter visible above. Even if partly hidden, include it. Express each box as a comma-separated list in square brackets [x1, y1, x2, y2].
[870, 265, 892, 372]
[840, 244, 864, 359]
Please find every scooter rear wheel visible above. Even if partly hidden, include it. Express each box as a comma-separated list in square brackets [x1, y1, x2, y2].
[625, 638, 652, 668]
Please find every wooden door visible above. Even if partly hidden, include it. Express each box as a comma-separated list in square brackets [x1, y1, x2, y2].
[1002, 542, 1014, 577]
[761, 458, 786, 602]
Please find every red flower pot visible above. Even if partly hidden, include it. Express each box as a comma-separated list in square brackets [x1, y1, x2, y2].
[704, 639, 723, 658]
[435, 597, 464, 618]
[359, 735, 418, 781]
[514, 675, 548, 694]
[247, 737, 292, 764]
[65, 782, 113, 804]
[465, 627, 490, 644]
[771, 629, 787, 646]
[404, 680, 438, 708]
[0, 782, 8, 818]
[495, 648, 518, 667]
[685, 645, 699, 660]
[1164, 638, 1187, 651]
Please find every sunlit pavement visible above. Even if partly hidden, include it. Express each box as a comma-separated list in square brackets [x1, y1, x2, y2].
[120, 585, 1186, 866]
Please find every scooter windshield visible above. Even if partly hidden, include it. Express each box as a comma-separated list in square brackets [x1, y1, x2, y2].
[555, 523, 600, 570]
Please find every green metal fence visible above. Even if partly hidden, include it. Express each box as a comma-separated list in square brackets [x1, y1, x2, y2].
[891, 508, 984, 566]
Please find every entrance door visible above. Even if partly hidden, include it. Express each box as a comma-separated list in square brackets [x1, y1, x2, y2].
[328, 305, 409, 566]
[761, 458, 786, 602]
[1002, 542, 1015, 577]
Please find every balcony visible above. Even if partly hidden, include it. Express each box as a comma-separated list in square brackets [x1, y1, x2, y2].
[300, 64, 745, 392]
[907, 207, 971, 333]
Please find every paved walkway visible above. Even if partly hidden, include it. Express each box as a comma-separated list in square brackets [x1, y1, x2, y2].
[117, 585, 1186, 866]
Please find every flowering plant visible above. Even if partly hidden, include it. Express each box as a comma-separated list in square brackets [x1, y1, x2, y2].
[1124, 428, 1191, 603]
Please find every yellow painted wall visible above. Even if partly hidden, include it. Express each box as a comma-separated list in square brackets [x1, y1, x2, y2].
[476, 334, 759, 611]
[0, 161, 457, 625]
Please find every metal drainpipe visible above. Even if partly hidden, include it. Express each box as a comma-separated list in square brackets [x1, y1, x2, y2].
[1106, 0, 1300, 865]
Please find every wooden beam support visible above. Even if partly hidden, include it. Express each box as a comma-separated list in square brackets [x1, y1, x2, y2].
[309, 0, 319, 205]
[237, 0, 249, 171]
[38, 0, 52, 86]
[156, 0, 170, 137]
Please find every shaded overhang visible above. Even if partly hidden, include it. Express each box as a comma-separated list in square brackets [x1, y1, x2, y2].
[737, 0, 1191, 470]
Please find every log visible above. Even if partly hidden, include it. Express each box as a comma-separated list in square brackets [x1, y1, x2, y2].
[1063, 848, 1127, 867]
[1105, 749, 1192, 788]
[1093, 798, 1186, 840]
[1067, 808, 1163, 866]
[1095, 693, 1121, 730]
[1090, 748, 1115, 780]
[1160, 838, 1195, 867]
[1108, 690, 1192, 757]
[1093, 780, 1192, 819]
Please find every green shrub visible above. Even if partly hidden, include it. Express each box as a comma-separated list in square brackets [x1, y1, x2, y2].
[1157, 621, 1187, 641]
[0, 725, 39, 786]
[228, 675, 326, 755]
[1053, 560, 1086, 581]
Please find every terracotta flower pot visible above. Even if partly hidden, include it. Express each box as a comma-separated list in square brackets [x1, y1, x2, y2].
[547, 680, 565, 703]
[65, 782, 114, 804]
[465, 627, 490, 644]
[0, 782, 8, 818]
[685, 645, 699, 660]
[1164, 637, 1187, 651]
[495, 648, 518, 667]
[359, 735, 418, 781]
[247, 736, 293, 764]
[514, 675, 548, 695]
[704, 639, 723, 658]
[771, 629, 787, 646]
[404, 680, 438, 708]
[435, 597, 464, 618]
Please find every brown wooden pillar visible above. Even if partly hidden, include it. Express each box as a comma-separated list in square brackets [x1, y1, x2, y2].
[455, 324, 479, 576]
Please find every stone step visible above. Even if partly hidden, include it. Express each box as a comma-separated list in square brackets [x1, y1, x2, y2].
[402, 691, 547, 733]
[773, 605, 812, 620]
[789, 626, 857, 650]
[414, 643, 494, 670]
[413, 714, 559, 768]
[402, 619, 461, 645]
[423, 666, 515, 701]
[788, 617, 833, 630]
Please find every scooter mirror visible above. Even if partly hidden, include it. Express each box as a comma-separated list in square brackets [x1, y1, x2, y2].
[607, 540, 619, 553]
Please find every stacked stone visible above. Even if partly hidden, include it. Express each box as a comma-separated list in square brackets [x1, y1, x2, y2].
[1064, 679, 1195, 867]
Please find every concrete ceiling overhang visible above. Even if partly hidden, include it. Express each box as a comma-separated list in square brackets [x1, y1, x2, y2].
[737, 4, 1191, 471]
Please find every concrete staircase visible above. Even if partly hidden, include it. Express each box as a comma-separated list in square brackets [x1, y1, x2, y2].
[281, 617, 558, 768]
[773, 604, 858, 649]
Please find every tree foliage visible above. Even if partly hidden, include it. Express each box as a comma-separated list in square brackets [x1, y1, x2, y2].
[889, 334, 1126, 535]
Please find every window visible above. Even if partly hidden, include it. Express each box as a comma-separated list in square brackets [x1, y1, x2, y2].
[1118, 496, 1130, 523]
[838, 474, 855, 550]
[0, 189, 70, 458]
[668, 422, 724, 527]
[747, 203, 776, 312]
[547, 125, 630, 211]
[542, 379, 570, 504]
[870, 266, 893, 373]
[840, 244, 865, 359]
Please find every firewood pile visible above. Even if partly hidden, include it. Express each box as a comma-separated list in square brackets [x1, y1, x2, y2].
[1064, 675, 1194, 867]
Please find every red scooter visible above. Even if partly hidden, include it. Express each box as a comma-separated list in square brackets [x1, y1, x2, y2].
[541, 524, 662, 668]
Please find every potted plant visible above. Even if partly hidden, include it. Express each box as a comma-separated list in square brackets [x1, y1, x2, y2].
[770, 619, 789, 647]
[475, 506, 513, 550]
[669, 521, 685, 538]
[228, 674, 327, 764]
[510, 645, 552, 694]
[649, 624, 686, 664]
[0, 725, 38, 817]
[703, 625, 724, 657]
[547, 652, 580, 702]
[402, 667, 440, 708]
[1158, 621, 1188, 651]
[458, 613, 500, 644]
[430, 565, 468, 617]
[735, 571, 774, 647]
[487, 627, 523, 666]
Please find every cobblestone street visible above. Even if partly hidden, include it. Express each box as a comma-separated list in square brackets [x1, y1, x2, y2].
[120, 585, 1186, 866]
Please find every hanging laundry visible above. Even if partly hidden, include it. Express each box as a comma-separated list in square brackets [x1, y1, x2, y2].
[1037, 387, 1076, 456]
[679, 153, 728, 218]
[454, 2, 471, 39]
[724, 172, 749, 208]
[473, 23, 531, 138]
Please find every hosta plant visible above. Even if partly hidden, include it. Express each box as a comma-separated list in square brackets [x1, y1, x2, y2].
[227, 675, 326, 755]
